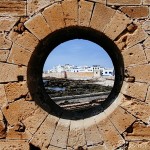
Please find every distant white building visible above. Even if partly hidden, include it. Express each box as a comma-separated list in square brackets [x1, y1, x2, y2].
[45, 64, 114, 77]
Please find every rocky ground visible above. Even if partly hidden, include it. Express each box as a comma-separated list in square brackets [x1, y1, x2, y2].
[44, 77, 113, 97]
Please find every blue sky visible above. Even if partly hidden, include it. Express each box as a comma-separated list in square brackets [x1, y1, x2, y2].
[43, 39, 113, 71]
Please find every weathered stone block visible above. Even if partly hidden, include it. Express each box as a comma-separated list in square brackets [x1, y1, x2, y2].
[23, 107, 48, 134]
[87, 144, 106, 150]
[79, 1, 94, 27]
[50, 118, 70, 149]
[0, 84, 7, 108]
[43, 3, 65, 32]
[121, 6, 149, 19]
[27, 0, 58, 16]
[0, 50, 9, 62]
[126, 64, 150, 83]
[126, 25, 148, 48]
[146, 86, 150, 103]
[143, 0, 150, 5]
[25, 13, 51, 40]
[61, 0, 78, 26]
[128, 141, 150, 150]
[145, 48, 150, 62]
[14, 31, 39, 52]
[107, 0, 142, 5]
[121, 98, 150, 124]
[143, 37, 150, 48]
[84, 117, 104, 146]
[0, 0, 26, 16]
[125, 121, 150, 140]
[143, 20, 150, 31]
[0, 120, 6, 138]
[104, 11, 131, 40]
[2, 98, 37, 125]
[0, 62, 27, 83]
[108, 107, 136, 134]
[48, 145, 64, 150]
[122, 44, 147, 67]
[5, 81, 28, 103]
[6, 124, 32, 140]
[0, 17, 18, 32]
[94, 113, 125, 149]
[31, 114, 59, 149]
[0, 141, 30, 150]
[0, 34, 12, 50]
[7, 44, 32, 66]
[121, 82, 149, 101]
[68, 120, 86, 149]
[90, 3, 116, 32]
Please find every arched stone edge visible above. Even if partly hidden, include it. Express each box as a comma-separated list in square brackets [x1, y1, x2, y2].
[0, 0, 149, 149]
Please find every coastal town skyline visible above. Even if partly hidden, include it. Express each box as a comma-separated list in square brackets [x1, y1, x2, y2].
[43, 39, 114, 71]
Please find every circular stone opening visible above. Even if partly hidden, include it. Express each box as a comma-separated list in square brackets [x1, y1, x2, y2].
[27, 26, 124, 119]
[43, 39, 115, 111]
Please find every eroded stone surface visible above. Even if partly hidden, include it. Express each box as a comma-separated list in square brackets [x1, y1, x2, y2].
[5, 82, 28, 103]
[79, 1, 94, 27]
[128, 141, 150, 150]
[90, 3, 116, 32]
[25, 13, 51, 40]
[2, 98, 37, 125]
[50, 118, 70, 149]
[31, 114, 59, 149]
[43, 3, 65, 32]
[68, 120, 86, 149]
[61, 0, 78, 26]
[0, 84, 7, 108]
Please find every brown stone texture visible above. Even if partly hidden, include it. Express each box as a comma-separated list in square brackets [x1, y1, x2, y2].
[2, 98, 37, 125]
[0, 17, 18, 32]
[79, 1, 94, 27]
[0, 63, 27, 82]
[121, 6, 149, 19]
[6, 124, 32, 140]
[108, 107, 136, 134]
[43, 3, 65, 32]
[5, 81, 28, 103]
[128, 141, 150, 150]
[0, 34, 12, 50]
[25, 13, 51, 40]
[121, 98, 150, 124]
[68, 120, 86, 149]
[7, 43, 32, 66]
[94, 114, 125, 149]
[84, 117, 104, 146]
[107, 0, 142, 5]
[14, 31, 39, 52]
[126, 25, 148, 48]
[125, 121, 150, 140]
[50, 118, 70, 149]
[90, 3, 116, 32]
[0, 84, 7, 108]
[143, 20, 150, 31]
[31, 114, 59, 149]
[0, 141, 30, 150]
[146, 86, 150, 102]
[23, 107, 48, 134]
[126, 64, 150, 83]
[143, 36, 150, 48]
[0, 0, 26, 16]
[0, 50, 9, 62]
[122, 44, 147, 67]
[61, 0, 78, 26]
[143, 0, 150, 5]
[121, 82, 149, 101]
[104, 11, 131, 40]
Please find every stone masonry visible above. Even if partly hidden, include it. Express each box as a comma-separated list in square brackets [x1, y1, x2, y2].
[0, 0, 150, 150]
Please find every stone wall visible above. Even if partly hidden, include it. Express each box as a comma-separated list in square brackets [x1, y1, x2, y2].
[0, 0, 150, 150]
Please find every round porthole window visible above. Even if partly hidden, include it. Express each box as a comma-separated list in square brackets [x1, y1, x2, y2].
[27, 26, 124, 119]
